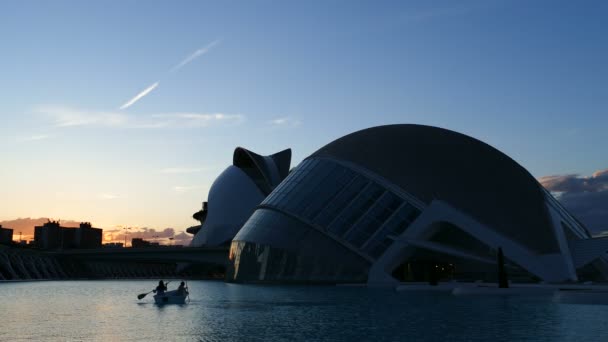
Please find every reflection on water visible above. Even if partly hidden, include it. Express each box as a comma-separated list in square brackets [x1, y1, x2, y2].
[1, 280, 607, 341]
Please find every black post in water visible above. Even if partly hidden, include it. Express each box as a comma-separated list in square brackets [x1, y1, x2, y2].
[497, 247, 509, 288]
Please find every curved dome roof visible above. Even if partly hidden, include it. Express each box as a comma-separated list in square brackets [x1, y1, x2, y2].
[233, 147, 292, 195]
[310, 124, 558, 254]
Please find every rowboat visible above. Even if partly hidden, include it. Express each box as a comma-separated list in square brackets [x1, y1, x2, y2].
[153, 289, 189, 304]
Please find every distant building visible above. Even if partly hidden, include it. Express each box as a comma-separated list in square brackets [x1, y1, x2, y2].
[103, 242, 124, 248]
[0, 225, 13, 245]
[34, 221, 102, 249]
[75, 222, 102, 249]
[61, 228, 77, 248]
[34, 221, 63, 249]
[131, 238, 149, 248]
[131, 238, 160, 248]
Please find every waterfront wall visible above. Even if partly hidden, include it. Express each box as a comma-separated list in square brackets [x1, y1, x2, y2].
[0, 246, 179, 280]
[0, 245, 68, 280]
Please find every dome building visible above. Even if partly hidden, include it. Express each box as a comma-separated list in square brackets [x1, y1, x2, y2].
[226, 124, 608, 285]
[190, 147, 291, 247]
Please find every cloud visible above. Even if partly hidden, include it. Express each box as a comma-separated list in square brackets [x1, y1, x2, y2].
[0, 217, 84, 240]
[540, 168, 608, 233]
[172, 231, 192, 245]
[151, 112, 245, 127]
[131, 227, 176, 239]
[539, 170, 608, 193]
[110, 227, 192, 245]
[172, 185, 203, 193]
[18, 134, 50, 142]
[132, 227, 192, 245]
[36, 105, 245, 129]
[170, 40, 221, 73]
[268, 117, 301, 127]
[160, 167, 209, 174]
[36, 105, 128, 127]
[98, 193, 120, 200]
[119, 81, 160, 110]
[104, 228, 122, 234]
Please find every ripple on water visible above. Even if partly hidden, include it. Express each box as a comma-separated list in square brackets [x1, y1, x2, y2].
[1, 281, 608, 341]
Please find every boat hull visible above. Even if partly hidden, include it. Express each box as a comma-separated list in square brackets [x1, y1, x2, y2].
[153, 290, 188, 304]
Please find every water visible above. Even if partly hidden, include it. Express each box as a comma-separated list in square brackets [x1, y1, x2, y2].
[1, 281, 607, 341]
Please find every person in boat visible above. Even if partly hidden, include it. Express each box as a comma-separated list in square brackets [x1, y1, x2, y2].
[177, 281, 187, 295]
[154, 280, 167, 295]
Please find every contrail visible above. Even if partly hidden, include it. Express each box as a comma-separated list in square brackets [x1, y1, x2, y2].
[118, 39, 219, 110]
[170, 39, 221, 73]
[119, 81, 159, 110]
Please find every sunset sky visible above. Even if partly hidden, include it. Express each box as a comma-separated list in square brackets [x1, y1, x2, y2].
[1, 1, 607, 241]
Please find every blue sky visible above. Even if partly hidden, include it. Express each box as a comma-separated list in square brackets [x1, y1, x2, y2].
[0, 1, 606, 235]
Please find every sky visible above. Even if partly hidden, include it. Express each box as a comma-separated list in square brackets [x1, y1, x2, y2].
[0, 0, 607, 241]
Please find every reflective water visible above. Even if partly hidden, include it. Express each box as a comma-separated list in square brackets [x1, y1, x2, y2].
[1, 281, 607, 341]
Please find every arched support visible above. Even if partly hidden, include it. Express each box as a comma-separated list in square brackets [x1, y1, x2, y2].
[368, 200, 577, 286]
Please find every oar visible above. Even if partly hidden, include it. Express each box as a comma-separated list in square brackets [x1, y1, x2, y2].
[137, 291, 153, 300]
[185, 280, 190, 303]
[137, 281, 171, 300]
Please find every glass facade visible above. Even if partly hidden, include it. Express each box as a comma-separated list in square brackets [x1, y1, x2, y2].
[227, 209, 370, 283]
[262, 158, 421, 259]
[228, 158, 422, 283]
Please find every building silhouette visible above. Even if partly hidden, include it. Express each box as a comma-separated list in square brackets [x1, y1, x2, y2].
[75, 222, 102, 249]
[131, 238, 160, 248]
[34, 221, 102, 250]
[0, 225, 13, 245]
[222, 124, 608, 284]
[190, 147, 291, 247]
